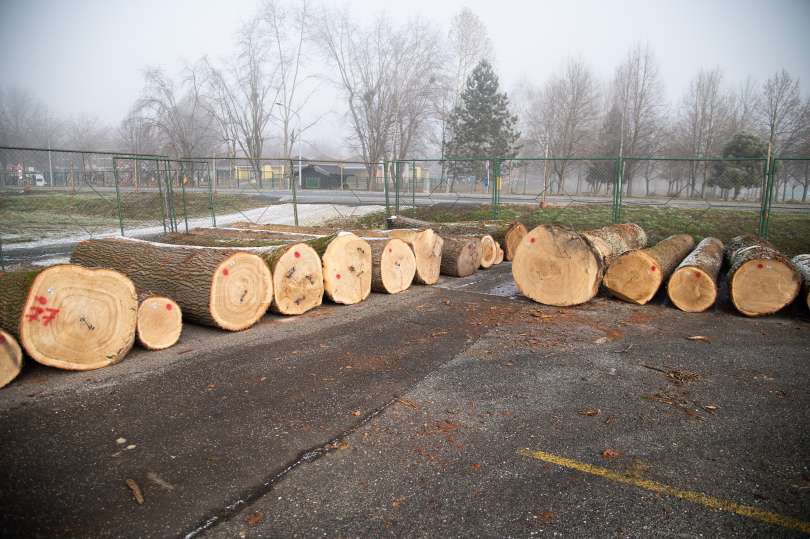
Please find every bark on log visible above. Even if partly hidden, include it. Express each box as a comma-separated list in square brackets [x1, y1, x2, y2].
[0, 329, 23, 389]
[725, 235, 801, 317]
[792, 254, 810, 310]
[440, 237, 481, 277]
[667, 237, 724, 313]
[386, 229, 444, 285]
[494, 245, 504, 265]
[0, 265, 137, 370]
[512, 223, 647, 307]
[603, 234, 695, 305]
[479, 235, 498, 269]
[503, 222, 527, 261]
[365, 238, 416, 294]
[71, 238, 272, 330]
[137, 295, 182, 350]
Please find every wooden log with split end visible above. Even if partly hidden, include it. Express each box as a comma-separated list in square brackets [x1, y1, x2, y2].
[72, 238, 273, 330]
[512, 223, 647, 307]
[440, 237, 481, 278]
[725, 235, 801, 317]
[0, 329, 23, 389]
[365, 238, 417, 294]
[494, 245, 505, 265]
[479, 235, 498, 268]
[137, 295, 182, 350]
[603, 234, 695, 305]
[0, 265, 137, 370]
[385, 229, 444, 285]
[792, 254, 810, 311]
[667, 237, 724, 313]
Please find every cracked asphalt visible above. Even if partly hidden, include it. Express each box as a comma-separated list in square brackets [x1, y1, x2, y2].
[1, 264, 809, 538]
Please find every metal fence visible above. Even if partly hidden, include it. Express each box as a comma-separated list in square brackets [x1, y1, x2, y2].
[2, 145, 809, 270]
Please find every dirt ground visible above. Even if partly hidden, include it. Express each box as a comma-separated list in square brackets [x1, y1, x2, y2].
[0, 264, 808, 537]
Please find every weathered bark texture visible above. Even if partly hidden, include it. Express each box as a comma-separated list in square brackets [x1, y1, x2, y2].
[0, 329, 23, 389]
[792, 254, 810, 310]
[667, 237, 724, 313]
[137, 295, 182, 350]
[512, 223, 648, 307]
[440, 237, 481, 278]
[0, 265, 137, 370]
[386, 229, 444, 285]
[479, 235, 498, 269]
[71, 238, 272, 330]
[724, 235, 801, 317]
[603, 234, 695, 305]
[365, 238, 416, 294]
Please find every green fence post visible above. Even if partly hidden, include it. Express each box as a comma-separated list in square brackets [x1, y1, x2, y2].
[209, 158, 217, 227]
[180, 162, 190, 233]
[394, 161, 401, 214]
[383, 160, 390, 216]
[155, 158, 167, 233]
[291, 158, 299, 227]
[112, 156, 125, 236]
[612, 157, 624, 224]
[759, 153, 775, 238]
[411, 160, 416, 208]
[490, 159, 500, 219]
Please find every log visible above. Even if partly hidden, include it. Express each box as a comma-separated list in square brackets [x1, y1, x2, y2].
[792, 254, 810, 310]
[386, 229, 444, 285]
[306, 232, 371, 306]
[365, 238, 416, 294]
[0, 329, 23, 389]
[479, 235, 498, 269]
[494, 245, 504, 265]
[503, 222, 527, 261]
[137, 295, 182, 350]
[725, 235, 801, 317]
[0, 265, 138, 370]
[667, 237, 725, 313]
[71, 238, 272, 331]
[603, 234, 695, 305]
[440, 237, 481, 278]
[254, 240, 326, 315]
[512, 223, 647, 307]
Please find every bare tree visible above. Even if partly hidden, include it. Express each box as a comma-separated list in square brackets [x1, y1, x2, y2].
[0, 87, 52, 147]
[726, 77, 759, 137]
[64, 115, 112, 151]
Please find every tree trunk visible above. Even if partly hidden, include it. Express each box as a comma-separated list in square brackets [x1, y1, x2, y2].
[512, 223, 647, 307]
[440, 237, 481, 278]
[479, 235, 498, 269]
[494, 245, 504, 265]
[0, 329, 23, 389]
[137, 295, 182, 350]
[790, 254, 810, 311]
[365, 238, 416, 294]
[667, 237, 724, 313]
[725, 235, 801, 317]
[385, 229, 444, 285]
[310, 232, 371, 306]
[0, 265, 138, 370]
[253, 240, 326, 315]
[71, 238, 272, 330]
[603, 234, 695, 305]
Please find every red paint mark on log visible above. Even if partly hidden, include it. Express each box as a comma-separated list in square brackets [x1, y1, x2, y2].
[223, 268, 229, 276]
[530, 237, 536, 244]
[166, 303, 173, 311]
[694, 271, 701, 278]
[0, 334, 5, 344]
[36, 295, 47, 305]
[42, 308, 59, 326]
[294, 251, 301, 258]
[26, 306, 44, 322]
[388, 248, 392, 253]
[757, 263, 764, 269]
[650, 266, 657, 272]
[336, 274, 341, 280]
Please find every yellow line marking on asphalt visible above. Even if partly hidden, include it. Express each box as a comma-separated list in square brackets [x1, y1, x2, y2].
[517, 448, 810, 534]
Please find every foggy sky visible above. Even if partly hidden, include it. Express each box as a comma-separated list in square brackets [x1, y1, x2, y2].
[1, 0, 809, 153]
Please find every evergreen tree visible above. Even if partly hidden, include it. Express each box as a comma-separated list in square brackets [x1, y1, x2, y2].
[708, 133, 768, 200]
[444, 60, 521, 188]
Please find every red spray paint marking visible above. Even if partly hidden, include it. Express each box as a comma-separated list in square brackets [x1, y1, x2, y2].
[26, 306, 45, 322]
[166, 303, 173, 311]
[0, 334, 6, 344]
[335, 273, 341, 280]
[388, 248, 392, 253]
[530, 237, 536, 244]
[294, 251, 301, 258]
[650, 266, 657, 272]
[757, 263, 764, 269]
[42, 308, 60, 326]
[36, 295, 48, 305]
[694, 271, 701, 278]
[223, 268, 229, 276]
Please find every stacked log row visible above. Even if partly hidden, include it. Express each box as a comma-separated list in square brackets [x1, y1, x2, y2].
[0, 265, 138, 370]
[512, 223, 647, 307]
[603, 234, 695, 305]
[72, 238, 273, 331]
[0, 329, 23, 389]
[365, 238, 417, 294]
[479, 235, 498, 269]
[725, 235, 801, 317]
[386, 229, 444, 285]
[792, 254, 810, 310]
[441, 237, 481, 278]
[137, 295, 182, 350]
[667, 237, 725, 313]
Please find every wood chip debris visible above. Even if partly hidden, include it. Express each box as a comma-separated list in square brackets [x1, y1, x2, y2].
[687, 335, 711, 342]
[126, 478, 144, 505]
[577, 407, 601, 417]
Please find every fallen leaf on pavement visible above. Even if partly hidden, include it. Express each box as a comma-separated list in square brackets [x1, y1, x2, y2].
[703, 405, 719, 413]
[687, 335, 711, 342]
[351, 410, 361, 416]
[601, 448, 623, 459]
[126, 479, 144, 505]
[578, 407, 601, 417]
[534, 511, 554, 523]
[594, 337, 608, 344]
[470, 463, 481, 471]
[246, 512, 264, 526]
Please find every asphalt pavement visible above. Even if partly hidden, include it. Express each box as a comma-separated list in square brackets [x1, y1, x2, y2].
[1, 265, 809, 538]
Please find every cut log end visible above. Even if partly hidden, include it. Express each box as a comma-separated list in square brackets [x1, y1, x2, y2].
[323, 233, 372, 305]
[603, 251, 662, 305]
[667, 267, 717, 313]
[0, 329, 23, 389]
[440, 237, 481, 278]
[271, 244, 324, 315]
[730, 258, 801, 317]
[19, 265, 138, 370]
[504, 222, 527, 261]
[376, 238, 417, 294]
[388, 229, 443, 285]
[137, 297, 183, 350]
[494, 245, 504, 265]
[479, 235, 498, 269]
[210, 252, 274, 330]
[512, 225, 601, 307]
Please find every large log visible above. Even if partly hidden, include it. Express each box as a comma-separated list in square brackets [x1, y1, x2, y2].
[440, 237, 481, 278]
[503, 222, 527, 261]
[386, 229, 444, 285]
[494, 245, 504, 265]
[792, 254, 810, 310]
[137, 295, 182, 350]
[667, 237, 725, 313]
[71, 238, 273, 331]
[603, 234, 695, 305]
[254, 240, 326, 315]
[307, 232, 371, 305]
[0, 329, 23, 389]
[725, 235, 801, 317]
[0, 265, 137, 370]
[365, 238, 416, 294]
[512, 223, 647, 307]
[479, 235, 498, 269]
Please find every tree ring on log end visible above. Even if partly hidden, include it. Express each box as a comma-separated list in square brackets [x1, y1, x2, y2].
[667, 267, 716, 313]
[138, 297, 183, 350]
[210, 252, 273, 330]
[603, 250, 663, 305]
[272, 244, 323, 315]
[381, 239, 416, 294]
[0, 329, 23, 389]
[323, 234, 372, 304]
[730, 259, 800, 317]
[480, 235, 497, 268]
